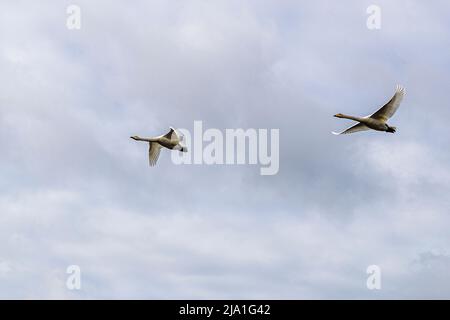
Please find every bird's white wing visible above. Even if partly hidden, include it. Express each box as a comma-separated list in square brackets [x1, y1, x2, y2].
[369, 85, 405, 121]
[163, 127, 181, 142]
[332, 123, 371, 135]
[148, 142, 162, 166]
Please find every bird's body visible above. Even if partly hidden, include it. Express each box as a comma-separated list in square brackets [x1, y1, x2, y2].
[131, 127, 187, 166]
[333, 85, 405, 135]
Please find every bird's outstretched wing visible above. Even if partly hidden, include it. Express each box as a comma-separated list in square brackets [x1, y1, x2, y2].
[369, 85, 405, 121]
[332, 123, 370, 135]
[148, 142, 162, 166]
[163, 127, 181, 141]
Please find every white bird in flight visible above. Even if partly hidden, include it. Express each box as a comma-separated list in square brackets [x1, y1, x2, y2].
[333, 85, 405, 135]
[131, 127, 187, 166]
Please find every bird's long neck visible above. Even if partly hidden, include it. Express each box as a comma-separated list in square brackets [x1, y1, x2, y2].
[338, 114, 365, 122]
[134, 136, 157, 142]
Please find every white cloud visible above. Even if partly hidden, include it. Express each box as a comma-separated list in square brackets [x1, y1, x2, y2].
[1, 0, 450, 298]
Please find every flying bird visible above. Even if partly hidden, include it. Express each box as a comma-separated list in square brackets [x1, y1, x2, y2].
[131, 127, 187, 166]
[332, 85, 405, 135]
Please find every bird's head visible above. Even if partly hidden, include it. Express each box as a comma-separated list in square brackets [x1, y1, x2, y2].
[130, 135, 140, 140]
[334, 113, 344, 118]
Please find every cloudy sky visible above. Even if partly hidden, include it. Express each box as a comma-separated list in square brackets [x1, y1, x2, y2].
[1, 0, 450, 299]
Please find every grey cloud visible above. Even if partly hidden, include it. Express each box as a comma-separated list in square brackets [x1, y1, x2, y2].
[1, 0, 450, 298]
